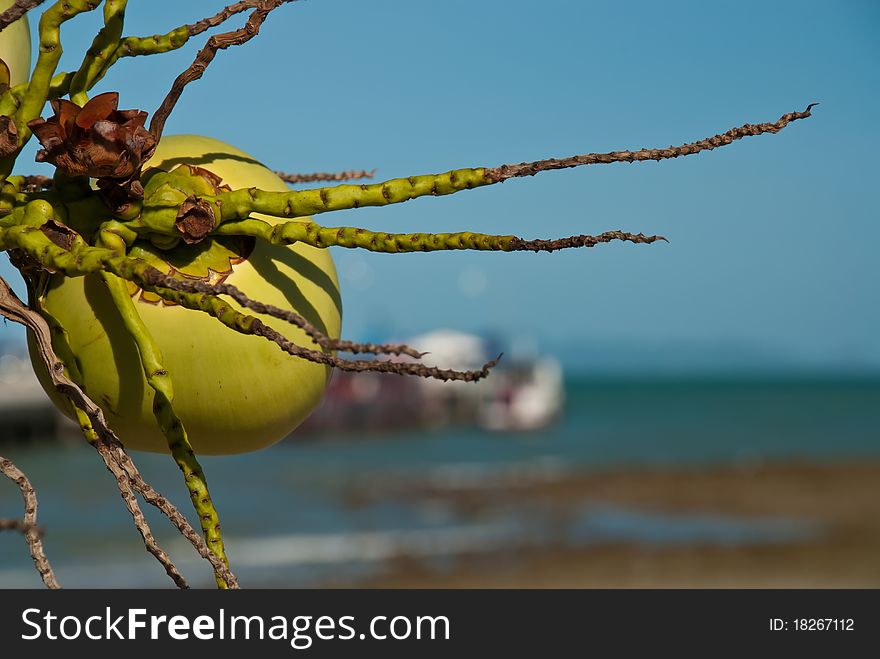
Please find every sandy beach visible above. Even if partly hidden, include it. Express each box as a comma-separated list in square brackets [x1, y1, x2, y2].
[343, 461, 880, 588]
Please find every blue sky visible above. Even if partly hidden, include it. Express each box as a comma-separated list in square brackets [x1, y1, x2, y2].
[2, 0, 878, 372]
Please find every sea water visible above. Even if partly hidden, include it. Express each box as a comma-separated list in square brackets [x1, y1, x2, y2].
[1, 376, 878, 587]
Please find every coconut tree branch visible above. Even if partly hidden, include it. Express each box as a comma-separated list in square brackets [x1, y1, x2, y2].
[4, 2, 293, 108]
[0, 72, 72, 118]
[149, 0, 292, 142]
[3, 220, 495, 382]
[0, 205, 655, 371]
[276, 169, 377, 185]
[0, 0, 45, 32]
[209, 105, 815, 223]
[0, 455, 60, 588]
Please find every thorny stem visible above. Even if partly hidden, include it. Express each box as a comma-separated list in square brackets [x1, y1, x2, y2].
[0, 0, 44, 32]
[0, 218, 466, 373]
[187, 0, 279, 36]
[0, 455, 60, 588]
[0, 1, 297, 173]
[149, 0, 294, 142]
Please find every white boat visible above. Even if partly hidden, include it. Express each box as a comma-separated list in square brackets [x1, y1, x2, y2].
[298, 330, 564, 436]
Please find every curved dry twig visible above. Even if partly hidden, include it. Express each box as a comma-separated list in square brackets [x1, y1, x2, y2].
[187, 0, 265, 36]
[150, 0, 296, 142]
[0, 455, 59, 588]
[483, 104, 818, 182]
[95, 446, 189, 589]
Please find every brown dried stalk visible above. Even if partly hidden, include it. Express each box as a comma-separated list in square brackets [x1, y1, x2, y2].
[94, 439, 240, 589]
[93, 444, 188, 588]
[484, 104, 818, 183]
[509, 230, 666, 253]
[186, 0, 284, 37]
[276, 169, 377, 185]
[251, 319, 501, 382]
[0, 0, 44, 32]
[0, 275, 238, 588]
[150, 0, 294, 142]
[0, 455, 59, 588]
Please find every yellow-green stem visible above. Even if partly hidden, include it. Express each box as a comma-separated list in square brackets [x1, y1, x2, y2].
[97, 229, 230, 588]
[69, 0, 128, 105]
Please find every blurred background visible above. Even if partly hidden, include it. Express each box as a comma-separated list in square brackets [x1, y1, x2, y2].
[1, 0, 878, 587]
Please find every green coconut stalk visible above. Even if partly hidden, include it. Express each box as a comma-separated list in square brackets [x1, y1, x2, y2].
[68, 0, 127, 106]
[99, 270, 230, 586]
[214, 218, 665, 254]
[97, 229, 230, 587]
